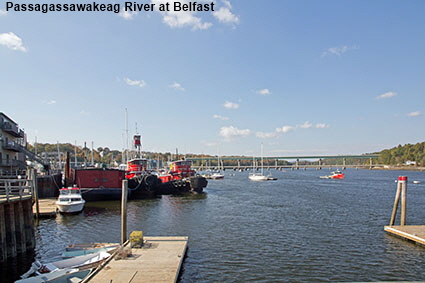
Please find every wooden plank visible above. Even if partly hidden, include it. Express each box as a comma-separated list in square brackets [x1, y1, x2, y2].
[384, 225, 425, 246]
[87, 236, 188, 283]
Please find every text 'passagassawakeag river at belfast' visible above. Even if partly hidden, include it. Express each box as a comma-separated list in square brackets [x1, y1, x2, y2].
[5, 1, 215, 14]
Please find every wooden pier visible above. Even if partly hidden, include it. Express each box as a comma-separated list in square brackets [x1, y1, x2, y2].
[0, 178, 36, 261]
[84, 236, 188, 283]
[385, 225, 425, 246]
[384, 176, 425, 246]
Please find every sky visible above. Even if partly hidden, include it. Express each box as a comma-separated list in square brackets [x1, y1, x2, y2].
[1, 0, 424, 157]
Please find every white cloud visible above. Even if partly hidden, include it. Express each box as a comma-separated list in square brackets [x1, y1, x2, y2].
[151, 0, 213, 30]
[47, 100, 56, 105]
[0, 9, 7, 16]
[219, 126, 250, 139]
[255, 131, 277, 139]
[201, 141, 218, 147]
[0, 32, 27, 52]
[124, 78, 146, 87]
[213, 0, 239, 25]
[407, 111, 421, 117]
[213, 114, 229, 121]
[119, 8, 138, 20]
[272, 121, 329, 136]
[276, 125, 295, 133]
[376, 91, 397, 99]
[169, 82, 185, 91]
[315, 123, 330, 128]
[257, 88, 270, 96]
[322, 45, 357, 57]
[224, 101, 239, 109]
[298, 121, 312, 129]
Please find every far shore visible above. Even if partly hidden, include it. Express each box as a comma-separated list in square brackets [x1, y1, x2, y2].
[371, 166, 425, 172]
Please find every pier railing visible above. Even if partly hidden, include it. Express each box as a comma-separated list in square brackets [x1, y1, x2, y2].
[0, 179, 34, 203]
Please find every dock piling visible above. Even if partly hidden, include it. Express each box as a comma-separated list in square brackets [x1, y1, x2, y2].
[390, 176, 407, 226]
[121, 179, 128, 244]
[31, 169, 40, 219]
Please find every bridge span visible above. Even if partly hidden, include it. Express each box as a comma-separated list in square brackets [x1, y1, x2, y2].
[187, 154, 379, 171]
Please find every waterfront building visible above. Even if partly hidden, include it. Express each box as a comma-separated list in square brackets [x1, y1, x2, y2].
[0, 112, 27, 176]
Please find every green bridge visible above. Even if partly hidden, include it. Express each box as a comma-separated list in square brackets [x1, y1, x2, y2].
[186, 154, 380, 170]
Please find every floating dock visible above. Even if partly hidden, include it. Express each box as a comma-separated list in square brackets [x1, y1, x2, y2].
[85, 236, 188, 283]
[385, 225, 425, 246]
[33, 198, 57, 218]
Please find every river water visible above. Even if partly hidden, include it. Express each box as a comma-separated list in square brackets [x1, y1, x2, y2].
[3, 169, 425, 282]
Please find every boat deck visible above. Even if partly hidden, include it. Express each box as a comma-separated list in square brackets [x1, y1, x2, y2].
[85, 236, 188, 283]
[384, 225, 425, 246]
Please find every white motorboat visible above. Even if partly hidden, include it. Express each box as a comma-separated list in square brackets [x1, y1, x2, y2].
[248, 173, 268, 181]
[16, 268, 91, 283]
[210, 172, 224, 179]
[56, 187, 85, 214]
[20, 251, 110, 279]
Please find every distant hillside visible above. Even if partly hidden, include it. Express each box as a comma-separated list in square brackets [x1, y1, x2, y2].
[375, 142, 425, 166]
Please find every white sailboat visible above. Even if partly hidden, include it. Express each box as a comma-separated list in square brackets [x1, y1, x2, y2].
[248, 144, 276, 181]
[211, 147, 224, 179]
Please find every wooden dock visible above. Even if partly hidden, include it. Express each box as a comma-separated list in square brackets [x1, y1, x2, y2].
[385, 225, 425, 246]
[85, 236, 188, 283]
[33, 198, 57, 218]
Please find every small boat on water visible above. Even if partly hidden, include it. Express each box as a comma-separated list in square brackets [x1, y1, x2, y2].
[202, 170, 224, 179]
[55, 187, 85, 214]
[66, 242, 120, 251]
[16, 268, 91, 283]
[413, 180, 421, 184]
[320, 170, 345, 179]
[248, 144, 277, 181]
[248, 173, 268, 181]
[20, 251, 110, 279]
[210, 172, 225, 179]
[62, 243, 119, 258]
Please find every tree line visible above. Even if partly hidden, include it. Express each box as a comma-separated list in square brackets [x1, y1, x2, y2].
[27, 141, 425, 167]
[376, 141, 425, 166]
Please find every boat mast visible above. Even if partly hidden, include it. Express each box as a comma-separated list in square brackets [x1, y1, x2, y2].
[125, 108, 129, 162]
[261, 143, 264, 175]
[74, 140, 77, 168]
[91, 141, 94, 166]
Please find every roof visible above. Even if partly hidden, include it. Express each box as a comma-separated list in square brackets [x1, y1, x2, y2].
[0, 112, 18, 126]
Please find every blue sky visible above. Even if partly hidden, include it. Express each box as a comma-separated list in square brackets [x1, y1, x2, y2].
[1, 0, 424, 156]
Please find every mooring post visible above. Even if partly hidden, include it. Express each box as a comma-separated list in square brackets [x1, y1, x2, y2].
[32, 169, 40, 219]
[389, 176, 407, 226]
[400, 176, 407, 226]
[121, 179, 128, 244]
[64, 152, 70, 187]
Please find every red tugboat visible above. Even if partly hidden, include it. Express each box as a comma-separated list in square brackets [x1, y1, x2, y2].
[156, 159, 208, 194]
[125, 158, 159, 198]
